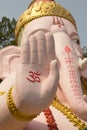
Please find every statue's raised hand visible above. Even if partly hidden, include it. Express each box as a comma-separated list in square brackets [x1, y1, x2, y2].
[16, 31, 59, 115]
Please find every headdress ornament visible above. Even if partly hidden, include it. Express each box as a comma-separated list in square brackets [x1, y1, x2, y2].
[15, 0, 76, 41]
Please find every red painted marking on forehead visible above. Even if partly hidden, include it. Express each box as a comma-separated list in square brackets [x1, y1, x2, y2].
[52, 16, 65, 28]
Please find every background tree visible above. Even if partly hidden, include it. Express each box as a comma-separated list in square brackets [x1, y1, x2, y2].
[0, 17, 17, 48]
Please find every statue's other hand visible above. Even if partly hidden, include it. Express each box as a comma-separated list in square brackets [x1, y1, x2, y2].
[16, 31, 59, 115]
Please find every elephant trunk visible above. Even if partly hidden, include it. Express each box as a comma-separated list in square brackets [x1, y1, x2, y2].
[54, 32, 87, 121]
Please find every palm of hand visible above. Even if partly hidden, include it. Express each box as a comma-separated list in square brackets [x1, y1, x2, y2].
[16, 31, 59, 114]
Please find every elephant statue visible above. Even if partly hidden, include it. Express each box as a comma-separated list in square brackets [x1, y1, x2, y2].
[0, 0, 87, 130]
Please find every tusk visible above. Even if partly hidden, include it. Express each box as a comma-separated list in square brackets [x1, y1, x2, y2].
[79, 57, 87, 70]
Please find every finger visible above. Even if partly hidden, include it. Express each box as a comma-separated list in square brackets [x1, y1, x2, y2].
[21, 38, 30, 64]
[45, 33, 55, 64]
[49, 59, 59, 80]
[29, 35, 38, 64]
[35, 31, 47, 65]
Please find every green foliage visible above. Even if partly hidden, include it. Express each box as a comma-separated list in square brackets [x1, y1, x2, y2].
[0, 17, 17, 48]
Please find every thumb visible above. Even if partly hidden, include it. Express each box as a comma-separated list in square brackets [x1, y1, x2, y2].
[48, 59, 59, 84]
[43, 59, 59, 99]
[40, 59, 59, 102]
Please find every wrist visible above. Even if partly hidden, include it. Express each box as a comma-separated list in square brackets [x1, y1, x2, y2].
[7, 87, 37, 121]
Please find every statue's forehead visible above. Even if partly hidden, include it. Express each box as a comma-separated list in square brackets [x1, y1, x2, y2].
[22, 16, 77, 37]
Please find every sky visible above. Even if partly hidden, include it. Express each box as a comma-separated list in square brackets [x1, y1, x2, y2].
[0, 0, 87, 47]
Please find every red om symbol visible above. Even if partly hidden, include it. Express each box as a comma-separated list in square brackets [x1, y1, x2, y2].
[26, 71, 41, 83]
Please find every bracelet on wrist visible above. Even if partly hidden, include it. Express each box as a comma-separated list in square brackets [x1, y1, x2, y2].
[7, 87, 37, 121]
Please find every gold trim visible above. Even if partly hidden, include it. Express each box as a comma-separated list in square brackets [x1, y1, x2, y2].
[7, 87, 37, 121]
[0, 91, 6, 96]
[52, 98, 87, 130]
[15, 1, 76, 41]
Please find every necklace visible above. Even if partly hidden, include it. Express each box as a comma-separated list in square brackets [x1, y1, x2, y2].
[52, 97, 87, 130]
[44, 108, 59, 130]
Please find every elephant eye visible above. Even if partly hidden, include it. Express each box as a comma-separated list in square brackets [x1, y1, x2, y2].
[72, 39, 80, 45]
[0, 79, 2, 83]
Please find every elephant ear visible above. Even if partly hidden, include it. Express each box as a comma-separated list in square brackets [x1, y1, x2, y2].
[0, 45, 20, 79]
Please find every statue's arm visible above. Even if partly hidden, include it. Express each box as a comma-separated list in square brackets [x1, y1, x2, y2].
[0, 31, 58, 130]
[0, 86, 28, 130]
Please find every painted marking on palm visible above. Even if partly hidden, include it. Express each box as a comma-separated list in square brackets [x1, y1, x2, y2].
[26, 71, 41, 83]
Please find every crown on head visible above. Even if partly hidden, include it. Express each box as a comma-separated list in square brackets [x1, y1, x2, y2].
[15, 0, 76, 40]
